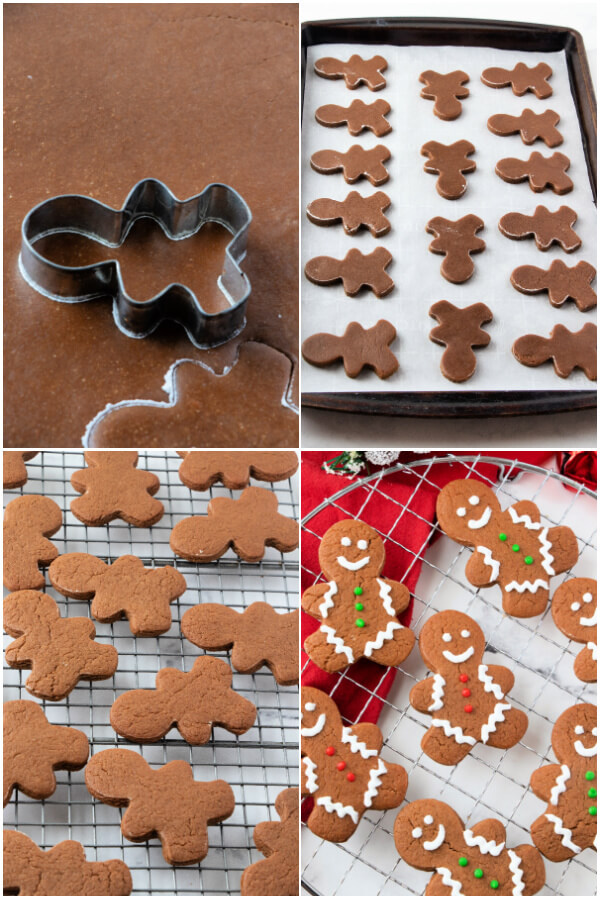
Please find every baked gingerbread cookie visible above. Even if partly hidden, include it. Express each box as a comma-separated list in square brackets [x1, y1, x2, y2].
[71, 451, 164, 526]
[3, 452, 37, 489]
[530, 702, 597, 861]
[310, 145, 391, 186]
[419, 70, 470, 120]
[49, 553, 186, 637]
[110, 655, 256, 743]
[482, 62, 553, 98]
[177, 450, 298, 491]
[302, 320, 399, 380]
[85, 748, 235, 865]
[437, 479, 579, 617]
[4, 699, 88, 806]
[182, 602, 299, 685]
[4, 590, 118, 701]
[394, 799, 545, 895]
[551, 578, 597, 683]
[170, 486, 298, 563]
[3, 494, 62, 591]
[410, 610, 528, 765]
[302, 519, 415, 672]
[314, 54, 388, 91]
[301, 687, 407, 842]
[240, 787, 299, 896]
[3, 830, 132, 896]
[513, 323, 597, 381]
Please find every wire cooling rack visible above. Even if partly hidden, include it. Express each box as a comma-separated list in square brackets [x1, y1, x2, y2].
[3, 450, 299, 896]
[301, 454, 597, 897]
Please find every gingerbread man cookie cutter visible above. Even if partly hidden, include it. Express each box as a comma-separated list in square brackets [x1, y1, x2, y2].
[19, 179, 252, 349]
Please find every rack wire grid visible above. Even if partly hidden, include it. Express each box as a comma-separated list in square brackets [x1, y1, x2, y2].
[3, 450, 299, 896]
[301, 454, 597, 897]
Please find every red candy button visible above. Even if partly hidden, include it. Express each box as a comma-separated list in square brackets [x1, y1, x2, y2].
[337, 761, 346, 771]
[464, 704, 473, 713]
[326, 746, 335, 756]
[347, 773, 355, 782]
[459, 674, 468, 683]
[462, 689, 471, 697]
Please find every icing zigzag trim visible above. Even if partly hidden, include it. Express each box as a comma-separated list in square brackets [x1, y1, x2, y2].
[480, 702, 512, 744]
[436, 866, 462, 895]
[507, 848, 525, 896]
[363, 758, 387, 807]
[428, 673, 446, 711]
[477, 545, 500, 580]
[341, 726, 378, 759]
[505, 578, 549, 593]
[364, 620, 401, 657]
[550, 763, 570, 806]
[377, 578, 396, 617]
[303, 756, 319, 793]
[545, 813, 581, 853]
[320, 624, 354, 663]
[431, 718, 476, 745]
[319, 581, 337, 619]
[316, 795, 359, 823]
[463, 827, 504, 856]
[478, 664, 503, 700]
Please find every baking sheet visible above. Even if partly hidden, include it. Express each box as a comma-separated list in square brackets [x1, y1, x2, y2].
[301, 42, 597, 393]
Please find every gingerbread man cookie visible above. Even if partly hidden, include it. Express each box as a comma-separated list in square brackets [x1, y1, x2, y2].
[310, 145, 391, 186]
[4, 590, 118, 701]
[182, 602, 299, 685]
[551, 578, 597, 683]
[421, 140, 476, 200]
[530, 702, 597, 861]
[513, 323, 597, 381]
[437, 479, 579, 617]
[302, 320, 399, 380]
[85, 748, 235, 865]
[49, 553, 186, 637]
[110, 656, 256, 743]
[3, 830, 132, 896]
[511, 260, 597, 312]
[3, 494, 62, 591]
[302, 520, 414, 672]
[419, 70, 470, 120]
[177, 450, 298, 491]
[315, 98, 392, 136]
[240, 787, 299, 896]
[496, 151, 572, 194]
[4, 700, 88, 806]
[71, 451, 164, 526]
[482, 62, 553, 98]
[429, 301, 493, 383]
[305, 246, 394, 297]
[426, 215, 485, 284]
[410, 610, 528, 765]
[315, 54, 387, 90]
[498, 205, 581, 252]
[306, 191, 391, 237]
[395, 799, 545, 895]
[3, 452, 37, 489]
[301, 687, 407, 842]
[170, 486, 298, 563]
[488, 108, 563, 146]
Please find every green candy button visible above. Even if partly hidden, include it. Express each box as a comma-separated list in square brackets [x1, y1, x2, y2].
[589, 806, 597, 816]
[585, 770, 595, 781]
[589, 788, 597, 799]
[355, 602, 364, 612]
[353, 586, 363, 596]
[474, 868, 483, 879]
[512, 544, 520, 552]
[524, 555, 533, 564]
[458, 858, 468, 867]
[490, 880, 499, 890]
[355, 618, 365, 628]
[499, 533, 507, 541]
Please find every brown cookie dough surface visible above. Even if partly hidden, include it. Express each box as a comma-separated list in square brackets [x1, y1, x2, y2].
[306, 191, 391, 237]
[315, 98, 392, 136]
[421, 140, 476, 200]
[241, 788, 299, 896]
[511, 260, 597, 312]
[3, 452, 38, 489]
[315, 54, 387, 90]
[495, 151, 572, 194]
[429, 300, 492, 382]
[302, 320, 399, 379]
[419, 70, 469, 120]
[482, 61, 553, 98]
[305, 247, 394, 297]
[499, 206, 581, 252]
[3, 495, 62, 591]
[426, 215, 485, 284]
[487, 108, 563, 146]
[177, 450, 298, 491]
[310, 145, 391, 185]
[513, 323, 597, 380]
[70, 451, 163, 526]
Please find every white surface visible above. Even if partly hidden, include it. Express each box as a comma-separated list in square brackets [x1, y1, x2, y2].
[302, 42, 596, 393]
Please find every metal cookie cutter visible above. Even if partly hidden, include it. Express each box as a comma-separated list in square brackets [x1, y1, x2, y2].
[19, 178, 252, 348]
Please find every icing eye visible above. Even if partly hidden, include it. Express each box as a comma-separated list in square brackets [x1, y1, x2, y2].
[412, 827, 423, 838]
[442, 633, 452, 643]
[341, 537, 352, 547]
[456, 507, 466, 517]
[357, 539, 368, 550]
[574, 725, 585, 735]
[468, 495, 479, 506]
[460, 629, 470, 638]
[571, 602, 582, 611]
[423, 814, 434, 825]
[583, 592, 593, 604]
[304, 702, 316, 712]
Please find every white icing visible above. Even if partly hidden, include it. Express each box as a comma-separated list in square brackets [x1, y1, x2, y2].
[571, 601, 581, 611]
[431, 719, 476, 745]
[545, 814, 581, 853]
[341, 536, 352, 547]
[460, 629, 470, 638]
[468, 507, 492, 529]
[442, 633, 452, 642]
[507, 507, 540, 529]
[357, 539, 368, 550]
[412, 827, 423, 838]
[575, 725, 585, 734]
[505, 578, 548, 593]
[378, 579, 395, 618]
[507, 848, 525, 896]
[303, 756, 318, 793]
[550, 764, 570, 806]
[363, 758, 387, 807]
[316, 796, 359, 824]
[423, 823, 445, 851]
[442, 646, 474, 664]
[337, 555, 370, 571]
[469, 495, 480, 505]
[436, 867, 462, 895]
[463, 828, 504, 856]
[456, 508, 466, 517]
[424, 815, 434, 825]
[319, 581, 337, 619]
[580, 608, 597, 626]
[320, 624, 354, 664]
[583, 592, 594, 603]
[588, 641, 598, 660]
[506, 508, 556, 577]
[341, 726, 378, 759]
[574, 737, 597, 757]
[304, 702, 316, 711]
[428, 673, 446, 711]
[363, 579, 402, 658]
[480, 702, 512, 744]
[478, 664, 504, 700]
[301, 713, 326, 737]
[477, 545, 500, 580]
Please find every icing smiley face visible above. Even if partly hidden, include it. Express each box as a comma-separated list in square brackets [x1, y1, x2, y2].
[551, 579, 597, 683]
[573, 723, 597, 758]
[420, 610, 485, 670]
[300, 695, 327, 738]
[551, 703, 598, 767]
[455, 490, 493, 530]
[412, 812, 447, 850]
[395, 800, 464, 868]
[318, 520, 385, 581]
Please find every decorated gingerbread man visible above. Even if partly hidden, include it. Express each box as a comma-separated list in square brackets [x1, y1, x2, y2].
[437, 479, 579, 618]
[395, 799, 545, 895]
[530, 702, 597, 861]
[551, 578, 597, 682]
[301, 687, 407, 842]
[302, 519, 415, 672]
[410, 610, 528, 765]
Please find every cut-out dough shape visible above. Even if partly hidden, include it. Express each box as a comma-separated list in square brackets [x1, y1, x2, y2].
[513, 323, 596, 380]
[240, 787, 299, 896]
[71, 451, 163, 526]
[487, 108, 563, 146]
[551, 578, 597, 683]
[426, 215, 485, 284]
[429, 300, 492, 383]
[482, 62, 553, 98]
[314, 54, 388, 90]
[310, 145, 391, 185]
[306, 191, 391, 237]
[177, 450, 299, 491]
[3, 452, 37, 489]
[499, 206, 581, 252]
[421, 140, 476, 200]
[302, 320, 399, 379]
[83, 342, 298, 448]
[510, 260, 596, 312]
[3, 494, 62, 591]
[315, 99, 392, 136]
[495, 151, 572, 194]
[305, 246, 394, 297]
[419, 70, 470, 120]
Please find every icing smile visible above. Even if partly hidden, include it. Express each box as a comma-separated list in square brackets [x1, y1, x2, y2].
[574, 738, 597, 757]
[443, 646, 474, 664]
[580, 608, 597, 627]
[423, 823, 445, 851]
[337, 555, 370, 571]
[301, 713, 326, 737]
[468, 506, 492, 529]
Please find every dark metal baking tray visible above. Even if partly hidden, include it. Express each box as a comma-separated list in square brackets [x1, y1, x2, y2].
[301, 16, 597, 417]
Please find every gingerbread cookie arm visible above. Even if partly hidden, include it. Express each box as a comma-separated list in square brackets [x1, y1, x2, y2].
[301, 582, 330, 616]
[546, 525, 580, 573]
[350, 722, 384, 753]
[574, 645, 596, 683]
[530, 762, 562, 802]
[425, 873, 454, 896]
[510, 499, 543, 522]
[513, 843, 547, 895]
[469, 818, 507, 848]
[483, 664, 515, 695]
[409, 677, 437, 713]
[465, 549, 499, 587]
[48, 552, 108, 598]
[483, 706, 528, 749]
[372, 762, 408, 811]
[385, 578, 411, 615]
[421, 727, 473, 766]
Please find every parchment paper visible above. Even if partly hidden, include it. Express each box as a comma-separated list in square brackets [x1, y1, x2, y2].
[301, 42, 597, 392]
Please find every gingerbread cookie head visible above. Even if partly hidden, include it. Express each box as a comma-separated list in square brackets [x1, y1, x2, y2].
[71, 451, 164, 527]
[318, 520, 386, 582]
[437, 479, 501, 543]
[3, 494, 62, 591]
[552, 578, 597, 646]
[394, 799, 466, 869]
[552, 702, 597, 766]
[419, 609, 486, 672]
